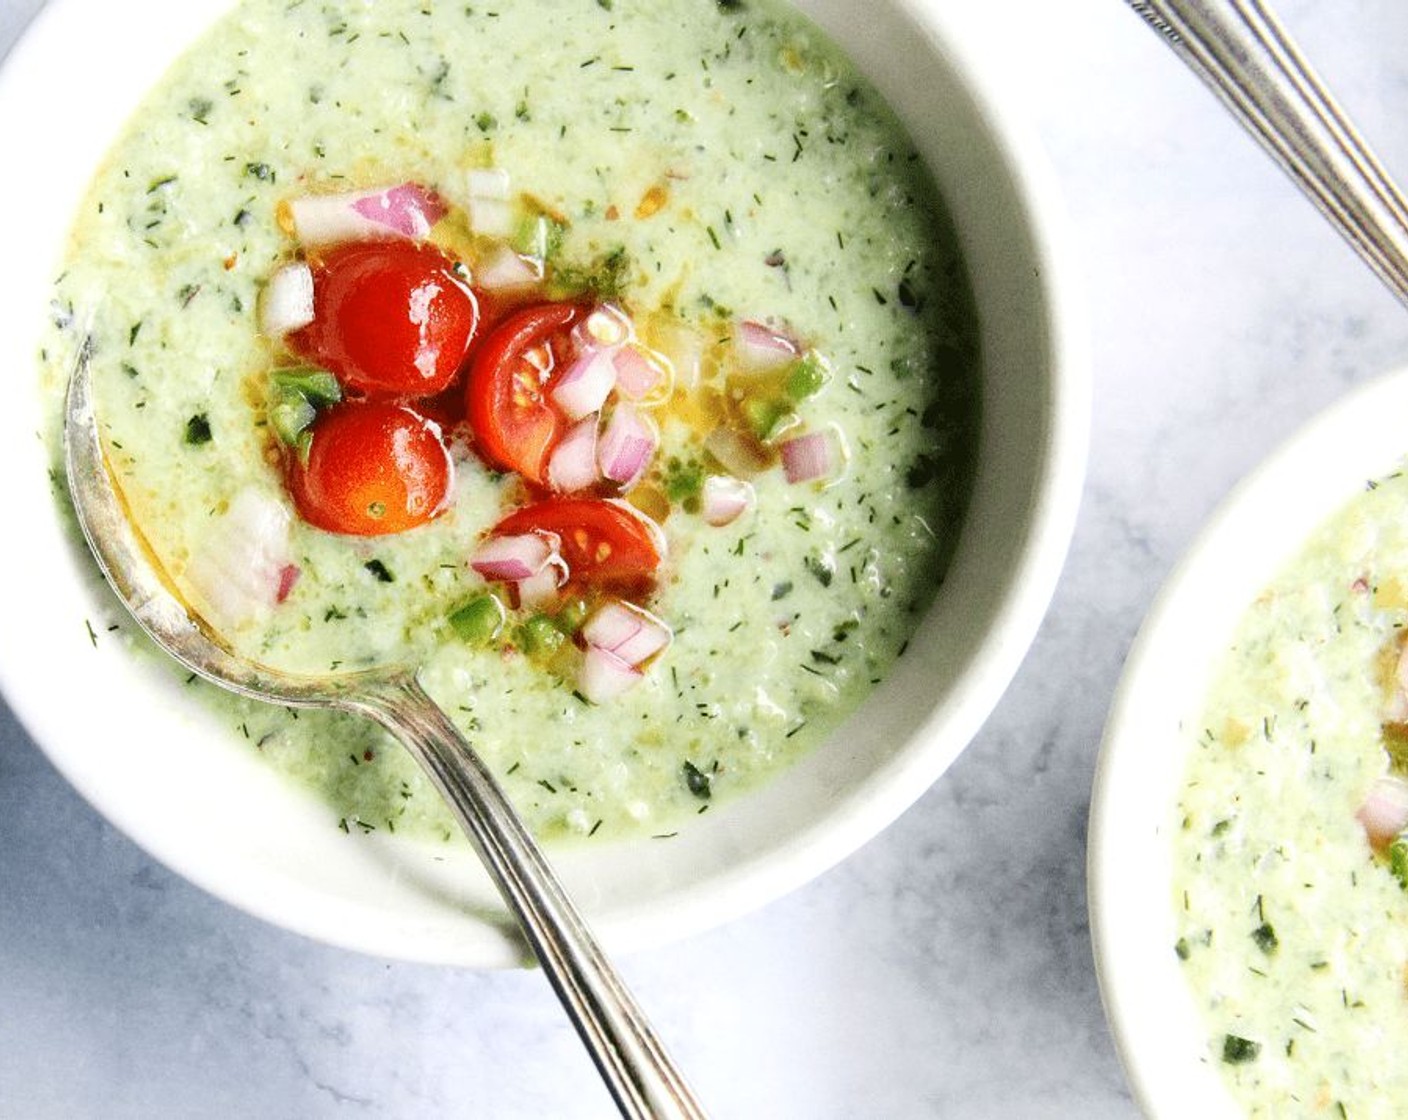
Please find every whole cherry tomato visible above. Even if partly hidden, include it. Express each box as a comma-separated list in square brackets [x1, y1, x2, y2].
[464, 301, 586, 486]
[491, 497, 664, 590]
[288, 400, 453, 535]
[288, 241, 479, 397]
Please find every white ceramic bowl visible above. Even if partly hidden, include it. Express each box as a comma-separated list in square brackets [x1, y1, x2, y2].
[1090, 369, 1408, 1117]
[0, 0, 1086, 966]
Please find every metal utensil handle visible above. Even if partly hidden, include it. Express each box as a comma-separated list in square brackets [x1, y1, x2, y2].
[1128, 0, 1408, 307]
[354, 674, 708, 1120]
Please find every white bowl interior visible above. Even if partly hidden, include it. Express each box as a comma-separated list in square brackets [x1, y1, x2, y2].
[1089, 368, 1408, 1117]
[0, 0, 1085, 965]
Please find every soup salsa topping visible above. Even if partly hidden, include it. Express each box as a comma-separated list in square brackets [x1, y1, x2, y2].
[248, 174, 847, 704]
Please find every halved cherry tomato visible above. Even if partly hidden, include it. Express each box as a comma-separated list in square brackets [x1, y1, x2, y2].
[464, 301, 586, 486]
[288, 401, 453, 535]
[491, 497, 664, 591]
[288, 241, 479, 397]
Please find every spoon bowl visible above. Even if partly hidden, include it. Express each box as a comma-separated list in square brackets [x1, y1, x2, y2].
[62, 345, 706, 1120]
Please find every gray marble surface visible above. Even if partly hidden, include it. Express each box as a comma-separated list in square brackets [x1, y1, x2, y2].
[6, 1, 1408, 1116]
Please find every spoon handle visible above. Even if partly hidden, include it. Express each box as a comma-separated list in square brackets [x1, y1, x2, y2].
[354, 674, 708, 1120]
[1127, 0, 1408, 307]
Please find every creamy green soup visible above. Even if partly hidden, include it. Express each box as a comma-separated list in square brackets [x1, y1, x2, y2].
[41, 0, 978, 844]
[1174, 467, 1408, 1116]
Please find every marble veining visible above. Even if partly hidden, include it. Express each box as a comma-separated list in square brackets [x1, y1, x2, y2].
[6, 0, 1408, 1115]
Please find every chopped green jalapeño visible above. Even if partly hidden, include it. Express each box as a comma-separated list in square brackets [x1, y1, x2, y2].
[449, 594, 507, 646]
[268, 366, 342, 451]
[1390, 833, 1408, 889]
[786, 349, 832, 401]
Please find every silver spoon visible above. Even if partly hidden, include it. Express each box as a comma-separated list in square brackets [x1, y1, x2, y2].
[1127, 0, 1408, 307]
[62, 343, 708, 1120]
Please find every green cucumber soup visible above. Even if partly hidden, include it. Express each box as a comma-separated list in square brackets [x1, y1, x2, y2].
[40, 0, 979, 845]
[1174, 467, 1408, 1116]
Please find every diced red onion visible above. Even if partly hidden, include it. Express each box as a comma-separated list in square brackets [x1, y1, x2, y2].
[260, 262, 314, 337]
[701, 474, 754, 526]
[475, 245, 542, 291]
[1358, 774, 1408, 848]
[583, 601, 672, 665]
[513, 560, 568, 609]
[547, 415, 601, 493]
[470, 531, 561, 582]
[651, 322, 705, 392]
[466, 168, 511, 199]
[612, 344, 671, 403]
[287, 182, 447, 245]
[703, 424, 770, 479]
[780, 424, 848, 485]
[468, 197, 513, 238]
[349, 183, 447, 236]
[466, 168, 514, 237]
[579, 644, 645, 704]
[551, 347, 618, 421]
[275, 564, 302, 604]
[598, 405, 658, 490]
[183, 486, 294, 629]
[734, 319, 799, 375]
[573, 304, 632, 350]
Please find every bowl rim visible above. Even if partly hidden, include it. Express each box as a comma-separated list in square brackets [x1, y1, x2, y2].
[0, 0, 1088, 966]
